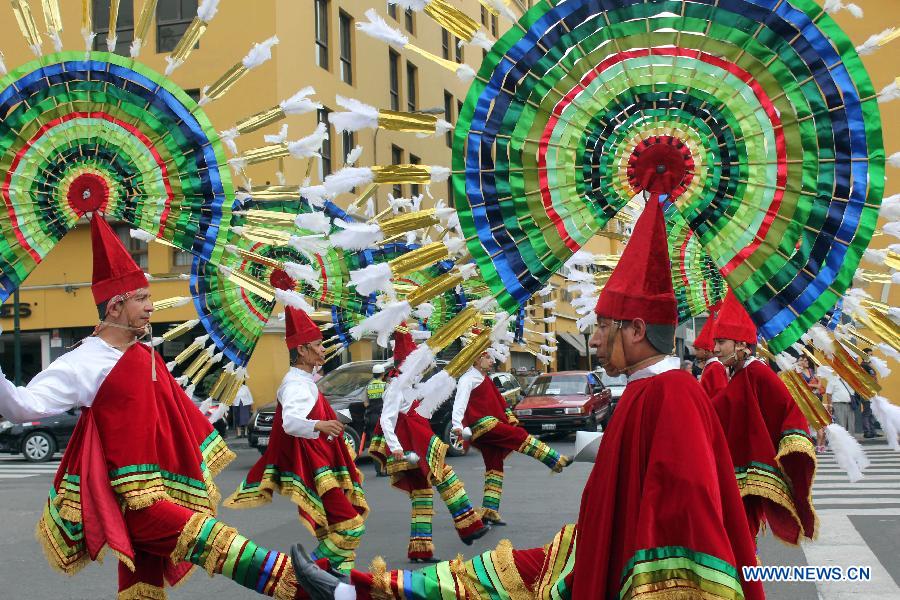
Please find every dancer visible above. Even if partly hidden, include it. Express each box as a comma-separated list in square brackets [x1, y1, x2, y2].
[290, 197, 764, 600]
[713, 290, 818, 544]
[369, 329, 490, 562]
[227, 306, 368, 571]
[694, 311, 729, 397]
[0, 216, 308, 599]
[451, 350, 571, 525]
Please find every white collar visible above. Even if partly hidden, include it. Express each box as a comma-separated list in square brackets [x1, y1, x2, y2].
[704, 357, 721, 367]
[462, 367, 485, 384]
[627, 356, 681, 383]
[289, 366, 316, 381]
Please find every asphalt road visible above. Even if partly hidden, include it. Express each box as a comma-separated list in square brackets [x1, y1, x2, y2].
[0, 437, 897, 599]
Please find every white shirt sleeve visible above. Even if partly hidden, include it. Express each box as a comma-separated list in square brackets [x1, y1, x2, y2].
[451, 372, 476, 431]
[279, 379, 321, 439]
[379, 385, 405, 453]
[0, 362, 86, 423]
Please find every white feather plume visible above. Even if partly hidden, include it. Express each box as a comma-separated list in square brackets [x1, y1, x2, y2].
[330, 96, 379, 133]
[219, 128, 239, 154]
[481, 0, 517, 22]
[878, 79, 900, 104]
[414, 370, 457, 418]
[870, 355, 891, 378]
[774, 352, 798, 372]
[856, 27, 895, 55]
[456, 64, 477, 83]
[357, 9, 409, 48]
[884, 221, 900, 241]
[330, 219, 384, 250]
[242, 36, 279, 69]
[871, 396, 900, 450]
[565, 250, 596, 267]
[280, 86, 321, 115]
[288, 123, 328, 159]
[538, 285, 553, 297]
[274, 288, 315, 312]
[130, 229, 157, 243]
[807, 325, 836, 357]
[464, 29, 495, 51]
[434, 119, 453, 137]
[863, 248, 887, 266]
[288, 234, 330, 257]
[264, 124, 289, 144]
[350, 301, 412, 347]
[294, 211, 331, 234]
[346, 145, 364, 166]
[198, 0, 220, 21]
[880, 194, 900, 220]
[887, 151, 900, 169]
[429, 166, 451, 183]
[458, 263, 479, 280]
[541, 300, 557, 310]
[414, 303, 434, 320]
[824, 0, 863, 17]
[350, 262, 394, 296]
[283, 261, 321, 289]
[299, 184, 331, 208]
[877, 343, 900, 361]
[825, 423, 870, 482]
[394, 345, 437, 392]
[389, 0, 430, 10]
[324, 167, 375, 196]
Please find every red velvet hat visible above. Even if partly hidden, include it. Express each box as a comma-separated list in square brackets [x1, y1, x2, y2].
[90, 215, 149, 305]
[593, 198, 677, 325]
[693, 314, 718, 352]
[713, 290, 758, 345]
[393, 326, 417, 368]
[285, 306, 322, 349]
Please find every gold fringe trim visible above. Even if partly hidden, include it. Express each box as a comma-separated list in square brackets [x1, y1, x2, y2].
[775, 435, 820, 541]
[492, 539, 532, 600]
[369, 556, 393, 600]
[34, 518, 90, 576]
[450, 554, 482, 599]
[480, 508, 502, 522]
[170, 512, 211, 565]
[117, 582, 167, 600]
[273, 562, 300, 600]
[454, 508, 484, 531]
[408, 539, 434, 553]
[626, 577, 735, 600]
[206, 446, 237, 478]
[204, 523, 239, 575]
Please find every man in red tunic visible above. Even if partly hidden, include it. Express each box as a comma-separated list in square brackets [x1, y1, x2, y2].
[0, 215, 310, 599]
[712, 290, 818, 545]
[450, 348, 571, 525]
[695, 310, 729, 397]
[227, 306, 369, 572]
[369, 329, 489, 561]
[289, 198, 765, 600]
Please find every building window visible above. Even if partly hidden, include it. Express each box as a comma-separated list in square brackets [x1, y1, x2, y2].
[389, 50, 401, 111]
[441, 28, 450, 60]
[491, 14, 498, 36]
[339, 11, 353, 84]
[387, 0, 397, 20]
[318, 108, 333, 178]
[342, 130, 356, 164]
[404, 8, 414, 34]
[315, 0, 329, 70]
[410, 154, 421, 197]
[157, 0, 197, 53]
[391, 145, 404, 198]
[406, 62, 418, 112]
[455, 37, 463, 63]
[443, 91, 453, 148]
[92, 0, 134, 55]
[480, 5, 488, 26]
[172, 248, 192, 272]
[115, 225, 148, 270]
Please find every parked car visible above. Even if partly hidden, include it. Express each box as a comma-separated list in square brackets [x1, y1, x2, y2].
[490, 372, 522, 407]
[597, 368, 627, 418]
[0, 409, 79, 462]
[249, 360, 465, 457]
[513, 371, 611, 436]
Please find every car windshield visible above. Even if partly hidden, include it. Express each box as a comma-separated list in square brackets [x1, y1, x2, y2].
[527, 375, 586, 396]
[600, 371, 627, 387]
[318, 364, 374, 397]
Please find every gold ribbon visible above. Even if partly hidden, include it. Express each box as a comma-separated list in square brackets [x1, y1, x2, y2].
[107, 0, 120, 48]
[860, 308, 900, 352]
[427, 306, 479, 351]
[239, 225, 292, 246]
[235, 106, 287, 135]
[825, 342, 881, 400]
[208, 368, 234, 400]
[405, 271, 465, 307]
[378, 209, 439, 238]
[228, 245, 283, 269]
[11, 0, 42, 51]
[377, 111, 438, 134]
[205, 62, 248, 102]
[237, 143, 290, 166]
[372, 164, 433, 185]
[40, 0, 63, 37]
[81, 0, 91, 32]
[446, 328, 493, 377]
[183, 349, 212, 380]
[389, 241, 449, 276]
[153, 296, 191, 311]
[423, 0, 480, 41]
[162, 321, 197, 342]
[134, 0, 157, 45]
[170, 18, 209, 64]
[243, 185, 303, 202]
[225, 268, 275, 302]
[173, 337, 206, 365]
[404, 43, 462, 74]
[243, 209, 297, 227]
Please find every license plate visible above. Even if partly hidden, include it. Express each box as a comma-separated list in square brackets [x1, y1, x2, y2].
[541, 423, 557, 431]
[257, 436, 269, 446]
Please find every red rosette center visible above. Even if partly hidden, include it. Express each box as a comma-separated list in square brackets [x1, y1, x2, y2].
[67, 173, 110, 214]
[627, 136, 694, 199]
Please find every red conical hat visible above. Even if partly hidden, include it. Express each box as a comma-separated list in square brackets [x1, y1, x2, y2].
[713, 290, 757, 345]
[694, 314, 718, 352]
[285, 306, 322, 349]
[90, 216, 149, 305]
[594, 198, 677, 325]
[393, 325, 417, 368]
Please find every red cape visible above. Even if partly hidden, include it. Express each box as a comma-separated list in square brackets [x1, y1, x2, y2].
[37, 343, 233, 583]
[701, 359, 729, 398]
[713, 360, 817, 544]
[573, 367, 763, 600]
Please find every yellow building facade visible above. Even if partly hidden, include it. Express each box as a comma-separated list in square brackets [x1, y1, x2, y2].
[0, 1, 896, 406]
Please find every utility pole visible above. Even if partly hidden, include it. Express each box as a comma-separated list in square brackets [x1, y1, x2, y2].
[13, 288, 22, 385]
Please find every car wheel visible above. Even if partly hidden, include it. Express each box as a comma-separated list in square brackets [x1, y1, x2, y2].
[343, 427, 361, 459]
[22, 431, 56, 462]
[442, 421, 467, 457]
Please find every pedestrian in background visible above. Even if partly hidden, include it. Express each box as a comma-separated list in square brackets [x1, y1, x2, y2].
[824, 370, 855, 438]
[795, 355, 825, 452]
[232, 384, 253, 438]
[858, 348, 879, 438]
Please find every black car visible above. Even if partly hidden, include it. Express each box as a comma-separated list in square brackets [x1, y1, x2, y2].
[0, 409, 79, 462]
[249, 360, 465, 457]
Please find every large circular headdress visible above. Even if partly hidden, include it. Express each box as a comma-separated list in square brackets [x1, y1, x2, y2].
[452, 0, 885, 352]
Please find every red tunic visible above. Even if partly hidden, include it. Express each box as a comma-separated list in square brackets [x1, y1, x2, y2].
[713, 359, 817, 544]
[37, 343, 233, 582]
[701, 358, 729, 397]
[226, 390, 368, 535]
[464, 376, 527, 455]
[573, 366, 763, 600]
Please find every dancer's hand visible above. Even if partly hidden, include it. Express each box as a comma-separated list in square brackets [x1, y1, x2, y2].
[315, 420, 344, 438]
[392, 450, 405, 461]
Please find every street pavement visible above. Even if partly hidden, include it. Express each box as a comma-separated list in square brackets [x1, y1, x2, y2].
[0, 437, 898, 599]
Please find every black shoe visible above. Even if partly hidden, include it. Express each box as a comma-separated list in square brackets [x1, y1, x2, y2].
[864, 433, 875, 439]
[376, 470, 388, 477]
[410, 556, 442, 564]
[461, 523, 492, 546]
[484, 518, 507, 526]
[290, 544, 348, 600]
